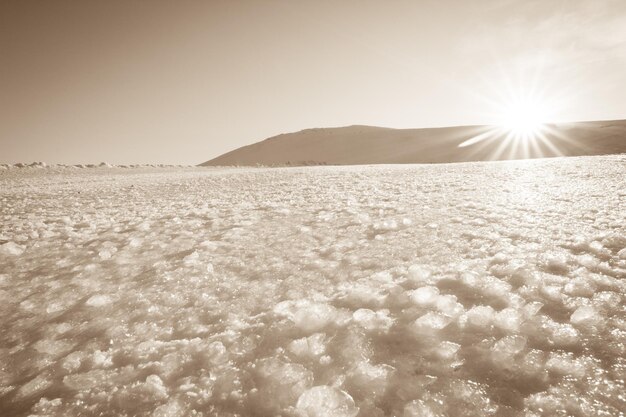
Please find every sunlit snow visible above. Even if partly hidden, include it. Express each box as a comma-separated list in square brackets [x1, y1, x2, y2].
[0, 156, 625, 416]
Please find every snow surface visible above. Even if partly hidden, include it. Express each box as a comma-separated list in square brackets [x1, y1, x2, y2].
[0, 156, 625, 417]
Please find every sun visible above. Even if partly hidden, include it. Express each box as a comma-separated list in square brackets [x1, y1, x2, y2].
[498, 98, 548, 138]
[457, 89, 565, 158]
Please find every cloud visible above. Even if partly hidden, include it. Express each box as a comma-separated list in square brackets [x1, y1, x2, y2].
[458, 0, 626, 67]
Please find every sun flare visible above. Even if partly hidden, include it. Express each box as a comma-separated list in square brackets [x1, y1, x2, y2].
[498, 98, 548, 138]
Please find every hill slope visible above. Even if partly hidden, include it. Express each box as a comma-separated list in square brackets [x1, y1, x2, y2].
[200, 120, 626, 166]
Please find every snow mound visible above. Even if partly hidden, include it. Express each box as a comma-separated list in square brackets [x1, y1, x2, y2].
[296, 386, 359, 417]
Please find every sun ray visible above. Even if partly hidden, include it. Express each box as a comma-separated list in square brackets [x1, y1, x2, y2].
[527, 134, 544, 159]
[458, 129, 498, 148]
[536, 128, 564, 157]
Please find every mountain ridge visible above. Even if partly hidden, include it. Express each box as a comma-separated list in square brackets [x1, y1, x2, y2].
[200, 119, 626, 166]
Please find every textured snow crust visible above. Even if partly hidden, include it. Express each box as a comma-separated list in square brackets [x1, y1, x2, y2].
[0, 157, 625, 417]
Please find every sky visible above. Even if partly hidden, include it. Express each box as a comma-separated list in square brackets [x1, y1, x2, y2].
[1, 0, 625, 165]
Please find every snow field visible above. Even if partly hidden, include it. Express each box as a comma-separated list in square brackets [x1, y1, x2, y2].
[0, 156, 625, 416]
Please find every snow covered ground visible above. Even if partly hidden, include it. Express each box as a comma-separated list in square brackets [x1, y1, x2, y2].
[0, 156, 625, 417]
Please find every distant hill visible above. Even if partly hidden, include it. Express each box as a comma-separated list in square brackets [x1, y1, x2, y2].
[200, 120, 626, 166]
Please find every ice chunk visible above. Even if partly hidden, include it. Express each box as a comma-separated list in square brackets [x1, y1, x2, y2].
[433, 340, 461, 361]
[464, 305, 495, 329]
[253, 358, 313, 413]
[212, 367, 243, 402]
[481, 277, 512, 300]
[541, 253, 570, 275]
[289, 333, 327, 358]
[274, 299, 338, 333]
[274, 300, 297, 317]
[546, 352, 586, 378]
[491, 335, 527, 367]
[570, 305, 600, 326]
[293, 302, 337, 333]
[373, 219, 398, 232]
[589, 240, 610, 257]
[407, 265, 432, 284]
[33, 339, 73, 356]
[413, 311, 451, 335]
[153, 398, 186, 417]
[319, 355, 332, 365]
[296, 386, 359, 417]
[409, 286, 440, 307]
[0, 241, 25, 256]
[128, 237, 143, 248]
[30, 397, 63, 416]
[63, 369, 110, 391]
[521, 349, 547, 379]
[91, 350, 113, 368]
[385, 284, 411, 308]
[564, 276, 596, 297]
[61, 351, 84, 373]
[592, 291, 622, 311]
[491, 252, 509, 264]
[143, 374, 168, 400]
[549, 323, 580, 347]
[523, 301, 543, 318]
[494, 308, 522, 333]
[205, 341, 229, 365]
[352, 308, 394, 332]
[403, 400, 437, 417]
[342, 285, 387, 308]
[85, 294, 112, 307]
[137, 221, 151, 231]
[435, 294, 464, 318]
[460, 271, 480, 287]
[15, 373, 52, 400]
[347, 361, 394, 398]
[601, 232, 626, 251]
[114, 374, 169, 408]
[183, 250, 200, 265]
